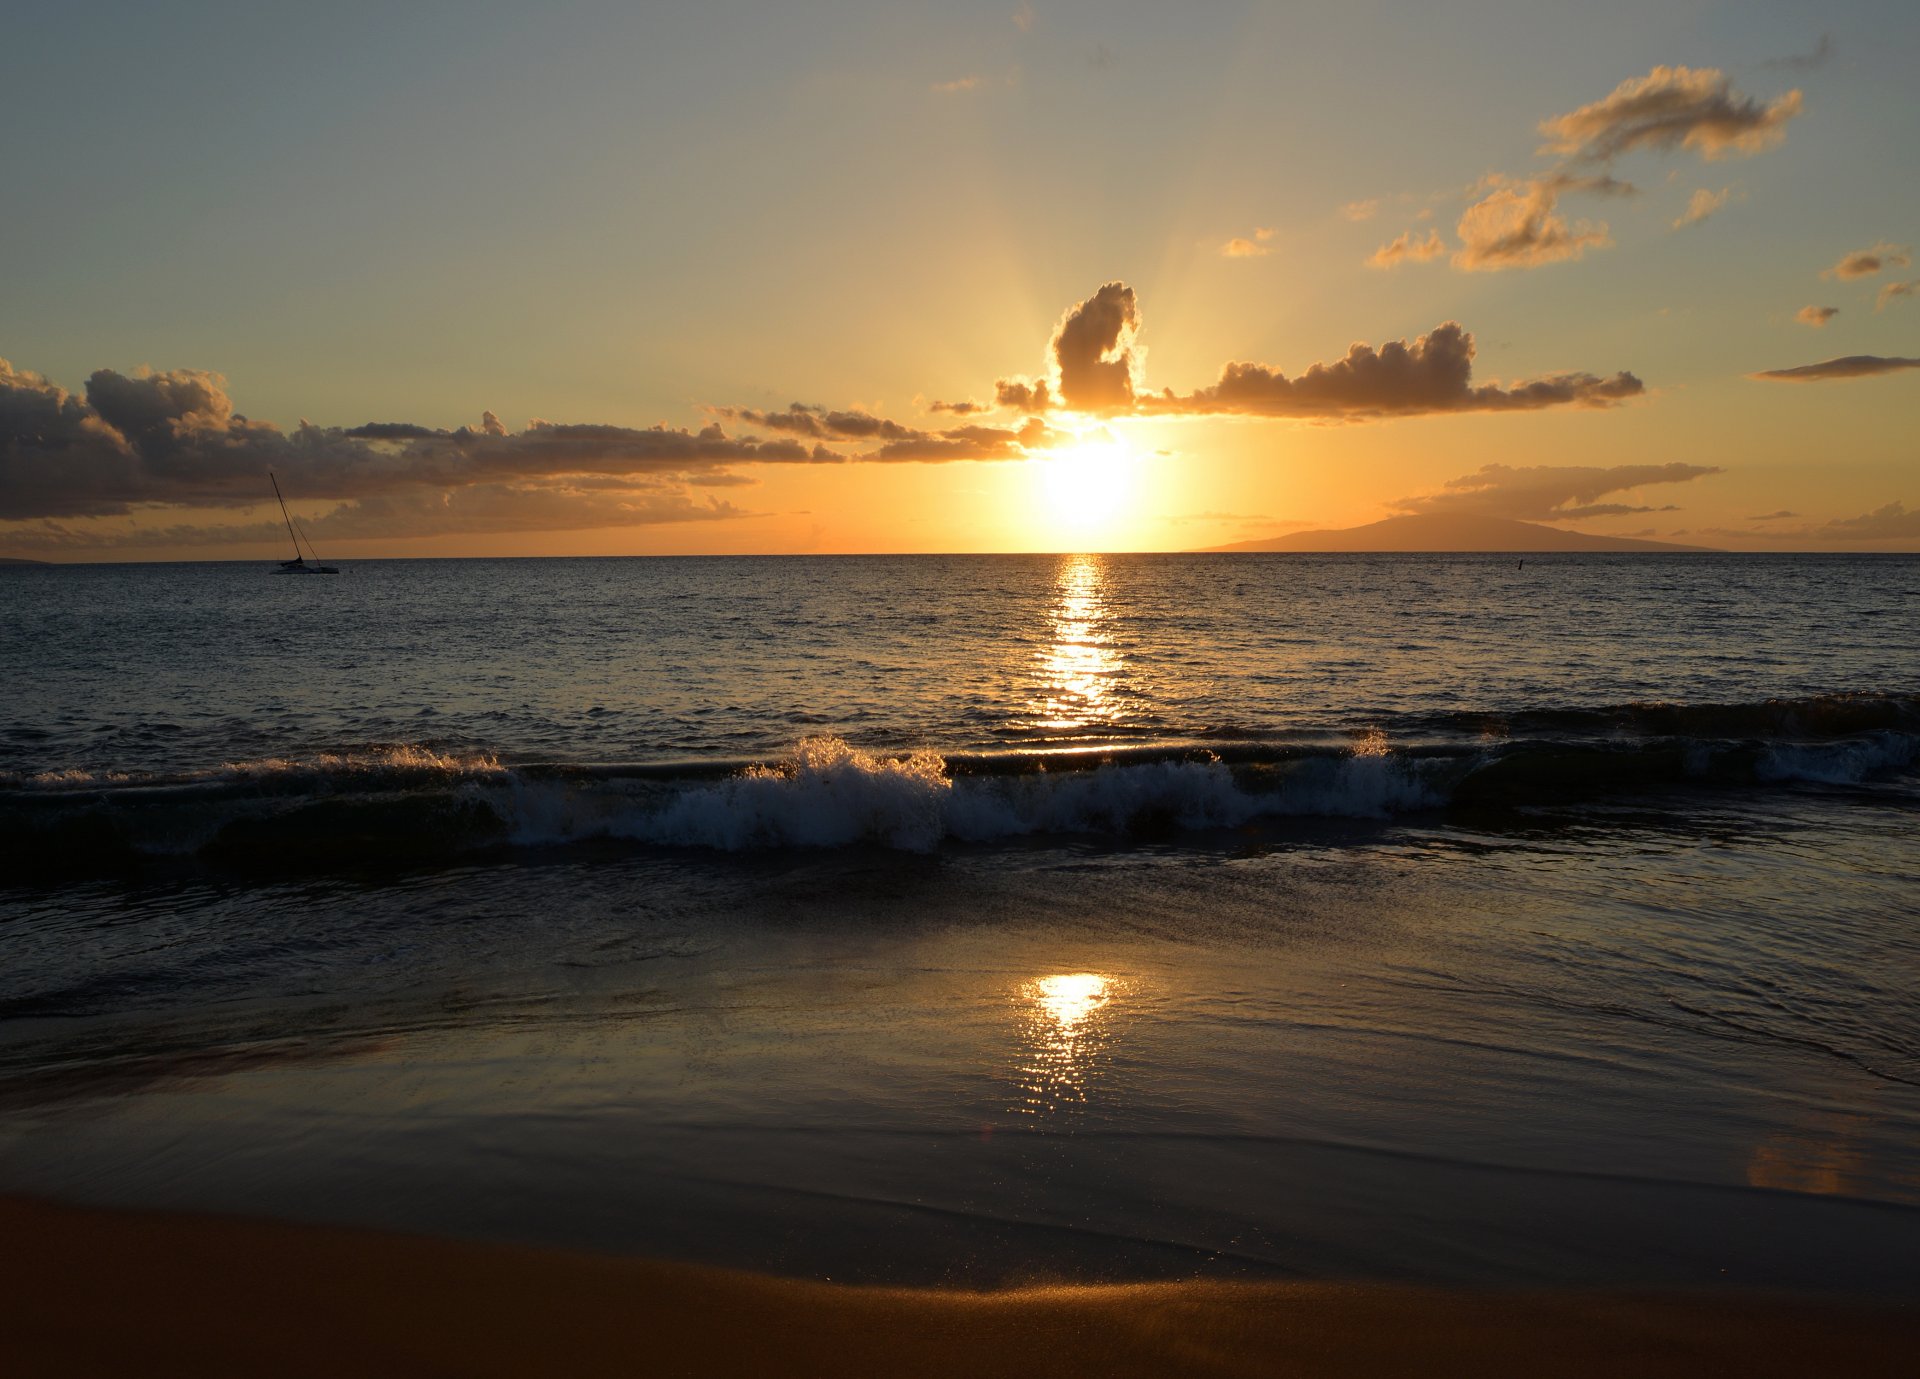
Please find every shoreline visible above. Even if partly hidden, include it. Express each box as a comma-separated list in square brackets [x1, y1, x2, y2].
[6, 1195, 1916, 1378]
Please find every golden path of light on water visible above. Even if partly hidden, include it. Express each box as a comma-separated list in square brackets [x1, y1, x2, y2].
[1030, 554, 1127, 733]
[1010, 971, 1119, 1117]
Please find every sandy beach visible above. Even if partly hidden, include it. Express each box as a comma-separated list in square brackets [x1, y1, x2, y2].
[5, 1194, 1915, 1378]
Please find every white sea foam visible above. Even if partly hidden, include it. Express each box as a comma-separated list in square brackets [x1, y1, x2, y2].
[1758, 733, 1919, 785]
[473, 736, 1453, 853]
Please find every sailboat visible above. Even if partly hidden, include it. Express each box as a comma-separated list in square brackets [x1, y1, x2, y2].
[270, 472, 339, 574]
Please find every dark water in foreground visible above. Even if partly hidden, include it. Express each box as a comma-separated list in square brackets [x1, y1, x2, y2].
[2, 553, 1918, 1289]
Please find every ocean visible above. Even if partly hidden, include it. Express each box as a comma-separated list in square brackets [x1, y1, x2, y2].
[3, 552, 1918, 1290]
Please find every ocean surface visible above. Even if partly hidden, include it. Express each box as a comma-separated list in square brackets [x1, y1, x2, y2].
[3, 552, 1918, 1289]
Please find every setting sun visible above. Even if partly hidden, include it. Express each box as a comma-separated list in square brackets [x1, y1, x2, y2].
[1035, 431, 1142, 541]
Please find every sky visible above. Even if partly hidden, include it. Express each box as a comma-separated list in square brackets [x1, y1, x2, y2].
[2, 0, 1916, 558]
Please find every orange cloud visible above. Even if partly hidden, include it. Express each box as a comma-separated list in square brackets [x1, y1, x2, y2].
[1539, 65, 1803, 162]
[1672, 186, 1732, 229]
[1822, 242, 1912, 280]
[1367, 228, 1446, 268]
[1453, 179, 1612, 272]
[1794, 305, 1839, 327]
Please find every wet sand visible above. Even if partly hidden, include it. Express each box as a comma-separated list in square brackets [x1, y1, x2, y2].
[6, 1195, 1915, 1378]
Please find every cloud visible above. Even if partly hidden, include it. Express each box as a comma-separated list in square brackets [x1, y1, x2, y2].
[995, 282, 1140, 414]
[0, 351, 1067, 537]
[1877, 279, 1918, 311]
[986, 284, 1641, 421]
[1795, 305, 1839, 327]
[1158, 322, 1643, 420]
[1013, 3, 1036, 33]
[1367, 228, 1446, 268]
[1342, 199, 1381, 222]
[6, 279, 1651, 547]
[1538, 65, 1804, 163]
[857, 417, 1062, 462]
[1762, 34, 1832, 73]
[1453, 178, 1612, 271]
[720, 403, 927, 443]
[1823, 242, 1912, 280]
[1220, 227, 1275, 258]
[1393, 462, 1719, 522]
[1820, 501, 1920, 540]
[1748, 510, 1797, 520]
[931, 75, 984, 94]
[1752, 355, 1920, 382]
[1672, 186, 1732, 229]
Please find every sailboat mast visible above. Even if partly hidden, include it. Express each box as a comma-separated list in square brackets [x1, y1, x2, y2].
[269, 471, 301, 560]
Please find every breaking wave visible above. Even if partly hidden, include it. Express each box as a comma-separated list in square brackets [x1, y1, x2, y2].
[3, 693, 1916, 875]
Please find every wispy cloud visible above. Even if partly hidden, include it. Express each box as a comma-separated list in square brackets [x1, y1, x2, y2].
[1220, 227, 1275, 258]
[1876, 279, 1918, 311]
[1794, 305, 1839, 328]
[1823, 242, 1912, 280]
[1761, 33, 1833, 73]
[1820, 500, 1920, 539]
[1367, 228, 1446, 269]
[1341, 199, 1381, 222]
[1453, 178, 1612, 272]
[1394, 462, 1717, 521]
[1752, 354, 1920, 382]
[1538, 65, 1804, 163]
[931, 75, 985, 94]
[1672, 186, 1732, 229]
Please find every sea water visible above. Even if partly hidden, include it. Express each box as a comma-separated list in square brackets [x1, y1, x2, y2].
[2, 553, 1917, 1288]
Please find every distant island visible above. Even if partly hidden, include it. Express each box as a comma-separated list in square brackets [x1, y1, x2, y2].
[1205, 513, 1719, 553]
[0, 556, 52, 566]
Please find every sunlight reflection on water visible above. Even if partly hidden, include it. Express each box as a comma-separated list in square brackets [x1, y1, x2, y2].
[1010, 971, 1121, 1117]
[1028, 554, 1129, 734]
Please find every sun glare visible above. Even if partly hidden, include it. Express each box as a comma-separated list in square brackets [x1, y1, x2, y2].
[1035, 432, 1140, 541]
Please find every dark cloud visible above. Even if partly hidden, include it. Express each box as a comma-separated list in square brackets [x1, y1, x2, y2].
[9, 482, 747, 552]
[995, 283, 1140, 415]
[1393, 462, 1719, 521]
[1748, 510, 1798, 520]
[1751, 355, 1920, 382]
[722, 403, 928, 443]
[928, 398, 987, 415]
[0, 357, 839, 526]
[994, 377, 1053, 412]
[1154, 323, 1643, 419]
[1052, 281, 1140, 411]
[342, 422, 447, 441]
[1823, 242, 1911, 280]
[858, 418, 1063, 462]
[1539, 65, 1804, 163]
[1762, 34, 1833, 73]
